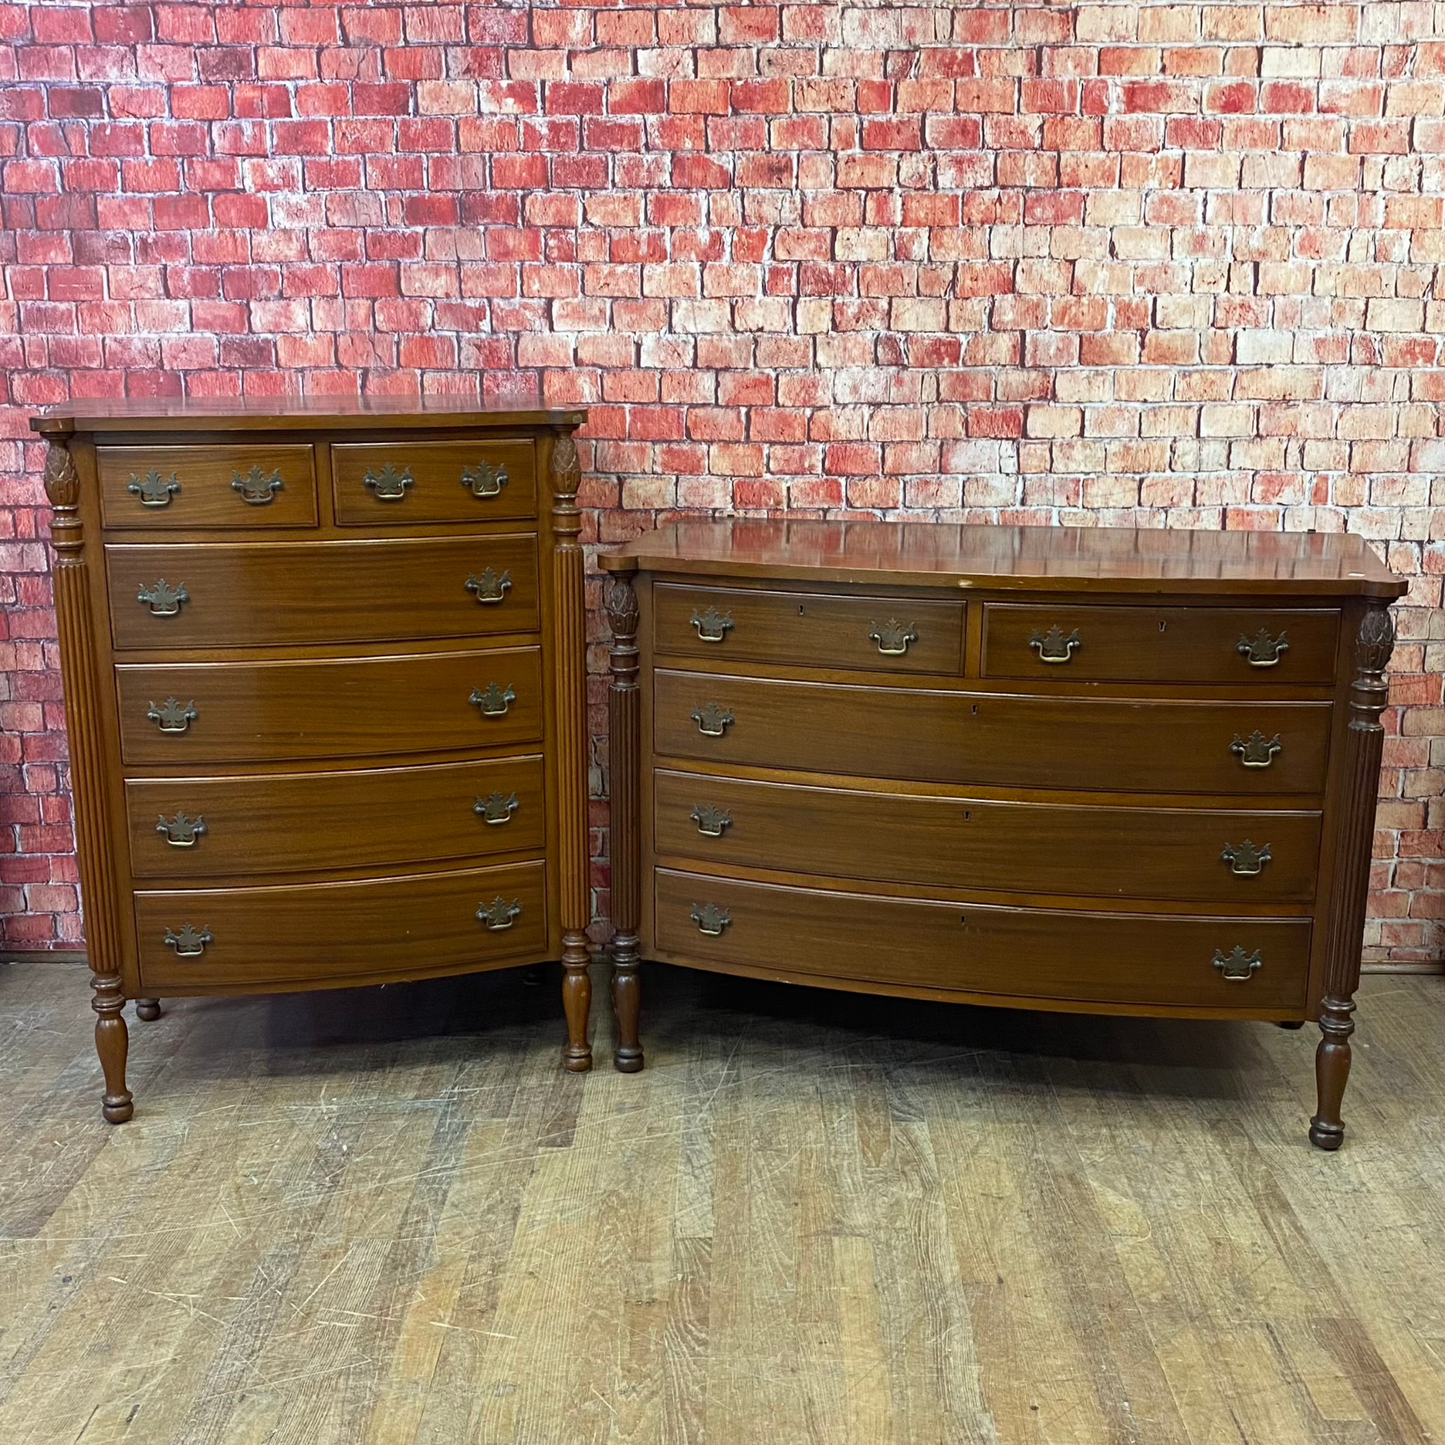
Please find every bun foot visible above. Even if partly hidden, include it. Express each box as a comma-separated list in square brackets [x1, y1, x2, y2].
[1276, 1020, 1305, 1030]
[136, 998, 162, 1021]
[614, 1048, 644, 1074]
[102, 1095, 135, 1124]
[1308, 1117, 1345, 1150]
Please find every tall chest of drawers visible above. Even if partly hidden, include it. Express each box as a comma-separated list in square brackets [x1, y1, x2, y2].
[34, 397, 596, 1121]
[600, 519, 1407, 1149]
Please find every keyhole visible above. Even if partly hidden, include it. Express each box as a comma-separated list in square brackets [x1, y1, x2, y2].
[798, 604, 806, 615]
[963, 810, 971, 821]
[971, 704, 978, 715]
[1158, 620, 1167, 632]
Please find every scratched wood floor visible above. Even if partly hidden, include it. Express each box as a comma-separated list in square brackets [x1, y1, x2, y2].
[0, 957, 1439, 1445]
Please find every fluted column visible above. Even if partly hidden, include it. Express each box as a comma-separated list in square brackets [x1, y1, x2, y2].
[605, 574, 643, 1071]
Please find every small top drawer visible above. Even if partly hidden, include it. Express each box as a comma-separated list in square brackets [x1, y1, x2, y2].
[98, 445, 318, 529]
[981, 604, 1341, 685]
[332, 440, 538, 525]
[654, 584, 965, 675]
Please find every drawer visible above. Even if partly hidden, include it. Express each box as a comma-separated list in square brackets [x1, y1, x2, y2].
[107, 535, 540, 650]
[655, 870, 1311, 1011]
[654, 584, 965, 674]
[332, 440, 537, 525]
[117, 646, 544, 765]
[654, 771, 1323, 904]
[98, 445, 318, 529]
[136, 860, 547, 989]
[654, 670, 1332, 795]
[981, 604, 1341, 684]
[127, 755, 547, 879]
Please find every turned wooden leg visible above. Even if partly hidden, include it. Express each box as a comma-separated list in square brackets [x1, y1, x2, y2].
[612, 942, 643, 1074]
[1309, 994, 1355, 1150]
[135, 997, 162, 1021]
[561, 950, 593, 1072]
[92, 972, 133, 1123]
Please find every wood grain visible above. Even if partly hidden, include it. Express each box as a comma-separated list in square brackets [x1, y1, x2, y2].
[96, 443, 319, 529]
[0, 957, 1437, 1445]
[331, 440, 537, 524]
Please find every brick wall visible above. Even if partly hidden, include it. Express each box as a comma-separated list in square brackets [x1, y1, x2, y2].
[0, 1, 1441, 963]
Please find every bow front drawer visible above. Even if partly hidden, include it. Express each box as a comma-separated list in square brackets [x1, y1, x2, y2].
[981, 604, 1340, 684]
[653, 584, 965, 674]
[98, 445, 318, 528]
[332, 440, 537, 524]
[655, 870, 1311, 1011]
[135, 860, 548, 989]
[106, 535, 540, 650]
[116, 646, 544, 765]
[654, 670, 1332, 795]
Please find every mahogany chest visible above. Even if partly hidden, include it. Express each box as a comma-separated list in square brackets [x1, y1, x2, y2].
[600, 519, 1407, 1149]
[34, 397, 596, 1121]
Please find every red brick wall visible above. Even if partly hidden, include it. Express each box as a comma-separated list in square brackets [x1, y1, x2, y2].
[1, 2, 1441, 963]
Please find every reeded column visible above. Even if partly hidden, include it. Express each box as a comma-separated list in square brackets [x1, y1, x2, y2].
[605, 574, 643, 1071]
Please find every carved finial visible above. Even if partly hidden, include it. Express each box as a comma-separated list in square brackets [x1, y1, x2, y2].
[550, 431, 579, 490]
[1356, 607, 1395, 674]
[604, 575, 639, 638]
[43, 440, 79, 509]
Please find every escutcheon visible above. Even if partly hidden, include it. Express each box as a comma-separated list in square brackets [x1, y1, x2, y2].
[156, 812, 206, 847]
[1221, 839, 1271, 876]
[470, 682, 516, 718]
[461, 460, 508, 499]
[1029, 625, 1082, 663]
[870, 619, 918, 656]
[690, 803, 732, 837]
[1238, 628, 1289, 667]
[1230, 730, 1282, 768]
[474, 791, 519, 825]
[690, 902, 731, 936]
[1212, 945, 1262, 981]
[477, 896, 522, 931]
[127, 469, 180, 507]
[691, 702, 734, 737]
[362, 462, 413, 501]
[690, 606, 733, 643]
[136, 579, 189, 617]
[147, 698, 197, 734]
[464, 568, 512, 605]
[163, 923, 212, 957]
[231, 465, 284, 505]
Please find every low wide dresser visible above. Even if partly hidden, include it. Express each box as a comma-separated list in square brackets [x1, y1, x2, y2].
[34, 396, 596, 1121]
[600, 519, 1407, 1149]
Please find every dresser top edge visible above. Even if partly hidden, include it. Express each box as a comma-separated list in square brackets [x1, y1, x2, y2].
[598, 518, 1406, 598]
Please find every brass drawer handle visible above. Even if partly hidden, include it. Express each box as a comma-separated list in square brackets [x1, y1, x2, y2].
[127, 469, 180, 507]
[691, 902, 731, 936]
[1231, 730, 1281, 768]
[470, 682, 516, 718]
[231, 465, 283, 505]
[691, 702, 734, 737]
[156, 812, 206, 847]
[870, 619, 918, 656]
[1212, 945, 1262, 981]
[464, 568, 512, 605]
[1029, 625, 1081, 663]
[461, 460, 508, 499]
[163, 924, 212, 958]
[1221, 840, 1271, 876]
[137, 579, 189, 617]
[147, 698, 197, 734]
[1238, 629, 1289, 667]
[691, 803, 732, 837]
[362, 462, 413, 501]
[690, 606, 733, 643]
[474, 791, 519, 825]
[478, 896, 522, 931]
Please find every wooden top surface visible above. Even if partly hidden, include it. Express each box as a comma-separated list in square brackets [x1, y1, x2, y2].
[600, 518, 1405, 597]
[30, 394, 586, 434]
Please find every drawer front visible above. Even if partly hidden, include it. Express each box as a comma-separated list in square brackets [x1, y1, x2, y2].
[136, 861, 547, 989]
[127, 755, 547, 879]
[656, 870, 1311, 1010]
[655, 671, 1332, 795]
[654, 771, 1323, 904]
[107, 535, 540, 650]
[117, 646, 544, 765]
[332, 440, 537, 525]
[98, 445, 318, 529]
[982, 604, 1341, 684]
[654, 584, 965, 674]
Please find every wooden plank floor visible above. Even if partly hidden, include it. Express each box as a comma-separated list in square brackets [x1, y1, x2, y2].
[0, 957, 1440, 1445]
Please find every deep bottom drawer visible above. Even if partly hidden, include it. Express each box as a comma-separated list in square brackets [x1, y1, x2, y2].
[655, 869, 1310, 1010]
[136, 861, 547, 989]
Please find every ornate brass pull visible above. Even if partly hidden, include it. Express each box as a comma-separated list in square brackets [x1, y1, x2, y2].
[470, 682, 516, 718]
[691, 803, 732, 837]
[362, 462, 413, 502]
[1238, 629, 1289, 667]
[137, 579, 189, 617]
[156, 812, 207, 847]
[1029, 626, 1082, 664]
[477, 896, 521, 931]
[691, 902, 731, 936]
[474, 791, 519, 825]
[464, 568, 512, 605]
[870, 619, 918, 656]
[231, 465, 283, 505]
[691, 702, 734, 737]
[147, 698, 197, 734]
[1212, 945, 1262, 981]
[690, 606, 733, 643]
[1221, 840, 1271, 876]
[164, 923, 212, 957]
[461, 460, 508, 499]
[127, 469, 180, 507]
[1231, 730, 1282, 768]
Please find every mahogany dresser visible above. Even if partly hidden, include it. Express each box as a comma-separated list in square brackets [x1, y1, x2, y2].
[600, 519, 1407, 1149]
[33, 396, 596, 1121]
